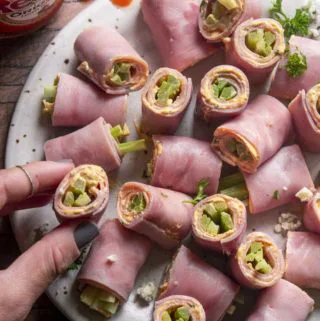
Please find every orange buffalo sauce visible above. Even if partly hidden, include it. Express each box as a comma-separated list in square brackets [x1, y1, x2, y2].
[0, 0, 64, 38]
[111, 0, 133, 7]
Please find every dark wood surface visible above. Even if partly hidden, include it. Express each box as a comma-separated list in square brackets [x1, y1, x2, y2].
[0, 1, 90, 320]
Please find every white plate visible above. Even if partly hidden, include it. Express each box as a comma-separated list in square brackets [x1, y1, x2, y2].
[5, 0, 320, 320]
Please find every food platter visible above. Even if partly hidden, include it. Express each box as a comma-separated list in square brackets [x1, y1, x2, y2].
[5, 0, 320, 320]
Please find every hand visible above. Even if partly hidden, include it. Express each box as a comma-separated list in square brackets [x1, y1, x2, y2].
[0, 161, 99, 321]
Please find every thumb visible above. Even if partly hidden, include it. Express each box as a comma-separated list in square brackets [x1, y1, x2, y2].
[0, 221, 99, 321]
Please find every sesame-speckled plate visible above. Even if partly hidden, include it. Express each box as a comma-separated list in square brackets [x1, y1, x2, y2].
[5, 0, 320, 320]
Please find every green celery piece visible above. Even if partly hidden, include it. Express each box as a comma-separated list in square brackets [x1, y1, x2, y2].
[118, 139, 147, 156]
[203, 203, 219, 223]
[245, 252, 256, 262]
[201, 214, 211, 229]
[250, 241, 263, 253]
[43, 85, 57, 103]
[99, 291, 116, 303]
[214, 200, 228, 213]
[101, 301, 119, 314]
[174, 307, 191, 321]
[218, 172, 244, 191]
[246, 30, 259, 51]
[212, 1, 226, 19]
[162, 311, 172, 321]
[201, 215, 220, 236]
[254, 249, 264, 262]
[63, 191, 75, 207]
[220, 211, 234, 232]
[255, 38, 270, 57]
[110, 63, 132, 85]
[220, 183, 249, 201]
[255, 259, 272, 274]
[236, 142, 246, 157]
[218, 0, 239, 10]
[206, 13, 218, 25]
[156, 75, 181, 106]
[220, 85, 237, 100]
[207, 220, 220, 236]
[226, 139, 237, 153]
[110, 74, 123, 86]
[129, 193, 146, 213]
[217, 79, 228, 91]
[212, 83, 220, 97]
[264, 31, 276, 46]
[80, 286, 99, 307]
[71, 177, 86, 195]
[74, 192, 91, 207]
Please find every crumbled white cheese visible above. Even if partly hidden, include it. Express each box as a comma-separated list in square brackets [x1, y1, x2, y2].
[274, 213, 302, 236]
[310, 28, 320, 38]
[106, 254, 117, 264]
[295, 187, 313, 202]
[136, 282, 156, 303]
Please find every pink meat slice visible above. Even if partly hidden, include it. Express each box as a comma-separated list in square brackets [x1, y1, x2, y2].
[141, 0, 219, 71]
[289, 89, 320, 153]
[246, 279, 314, 321]
[158, 245, 239, 321]
[269, 36, 320, 99]
[52, 73, 127, 127]
[151, 135, 222, 195]
[44, 117, 121, 172]
[78, 219, 152, 302]
[243, 145, 314, 214]
[117, 182, 193, 249]
[285, 231, 320, 289]
[303, 190, 320, 234]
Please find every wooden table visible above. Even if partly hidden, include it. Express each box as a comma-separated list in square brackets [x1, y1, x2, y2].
[0, 1, 90, 320]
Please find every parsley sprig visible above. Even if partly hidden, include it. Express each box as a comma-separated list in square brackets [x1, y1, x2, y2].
[285, 50, 308, 78]
[270, 0, 312, 39]
[184, 179, 209, 206]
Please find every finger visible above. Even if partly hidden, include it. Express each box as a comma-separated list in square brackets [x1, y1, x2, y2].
[0, 221, 99, 321]
[0, 194, 53, 217]
[0, 160, 74, 209]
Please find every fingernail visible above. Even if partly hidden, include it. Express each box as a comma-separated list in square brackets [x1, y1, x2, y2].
[56, 159, 74, 164]
[74, 222, 99, 249]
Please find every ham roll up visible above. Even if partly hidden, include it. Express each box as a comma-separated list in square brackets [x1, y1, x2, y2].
[212, 95, 292, 173]
[42, 73, 127, 127]
[159, 245, 239, 321]
[285, 231, 320, 289]
[117, 182, 193, 249]
[303, 190, 320, 234]
[224, 18, 285, 84]
[149, 135, 223, 195]
[199, 0, 262, 42]
[78, 219, 152, 318]
[269, 36, 320, 100]
[141, 68, 192, 135]
[141, 0, 218, 72]
[197, 65, 249, 121]
[230, 232, 285, 289]
[289, 83, 320, 153]
[74, 25, 149, 94]
[44, 117, 146, 172]
[53, 165, 109, 221]
[154, 296, 206, 321]
[192, 194, 246, 255]
[246, 279, 314, 321]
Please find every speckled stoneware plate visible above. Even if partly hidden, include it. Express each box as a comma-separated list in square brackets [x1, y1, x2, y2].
[5, 0, 320, 320]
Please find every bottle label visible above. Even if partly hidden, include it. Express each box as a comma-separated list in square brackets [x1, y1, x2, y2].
[0, 0, 56, 25]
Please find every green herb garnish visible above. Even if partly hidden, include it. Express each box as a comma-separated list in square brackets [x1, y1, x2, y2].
[184, 179, 209, 206]
[285, 50, 308, 78]
[273, 190, 280, 200]
[68, 247, 88, 271]
[269, 0, 312, 39]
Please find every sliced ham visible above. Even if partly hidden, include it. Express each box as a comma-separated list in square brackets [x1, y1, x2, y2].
[303, 190, 320, 234]
[199, 0, 262, 42]
[44, 117, 121, 172]
[141, 68, 193, 135]
[289, 84, 320, 153]
[246, 279, 314, 321]
[243, 145, 314, 214]
[117, 182, 193, 249]
[78, 219, 152, 302]
[154, 296, 206, 321]
[158, 245, 239, 321]
[150, 135, 222, 195]
[74, 25, 149, 94]
[285, 231, 320, 289]
[192, 194, 247, 255]
[141, 0, 218, 71]
[53, 165, 109, 222]
[230, 232, 285, 289]
[224, 18, 285, 84]
[212, 95, 292, 173]
[197, 65, 249, 121]
[269, 36, 320, 99]
[50, 73, 127, 127]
